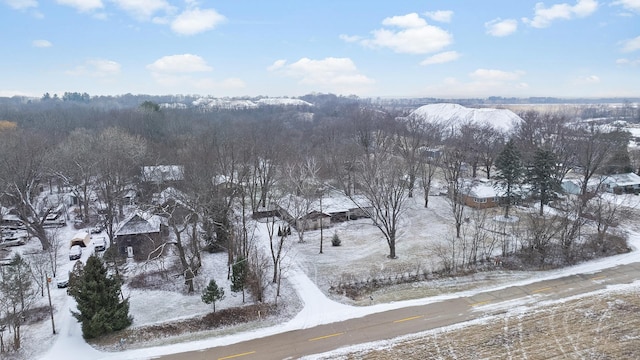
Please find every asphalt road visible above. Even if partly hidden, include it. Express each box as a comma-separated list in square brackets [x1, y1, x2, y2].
[155, 262, 640, 360]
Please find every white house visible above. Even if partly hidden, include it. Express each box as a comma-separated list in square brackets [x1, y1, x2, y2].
[601, 173, 640, 194]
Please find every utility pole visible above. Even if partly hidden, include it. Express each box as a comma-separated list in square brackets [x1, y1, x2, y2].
[46, 274, 56, 334]
[319, 193, 323, 254]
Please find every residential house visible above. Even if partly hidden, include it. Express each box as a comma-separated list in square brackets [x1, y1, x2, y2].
[460, 179, 505, 209]
[561, 177, 602, 196]
[114, 211, 167, 260]
[601, 173, 640, 194]
[266, 191, 373, 231]
[296, 211, 331, 231]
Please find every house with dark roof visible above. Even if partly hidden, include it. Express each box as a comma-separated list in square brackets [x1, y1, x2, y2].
[114, 211, 167, 260]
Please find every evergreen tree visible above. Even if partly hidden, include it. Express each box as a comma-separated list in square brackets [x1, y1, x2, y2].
[231, 259, 247, 303]
[528, 147, 558, 216]
[67, 260, 84, 293]
[69, 255, 132, 339]
[202, 279, 225, 312]
[494, 139, 524, 218]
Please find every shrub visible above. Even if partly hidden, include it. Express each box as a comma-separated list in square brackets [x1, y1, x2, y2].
[331, 232, 341, 247]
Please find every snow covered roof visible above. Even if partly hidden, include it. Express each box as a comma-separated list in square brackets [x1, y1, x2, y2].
[602, 173, 640, 187]
[276, 190, 371, 217]
[310, 192, 371, 214]
[464, 179, 504, 198]
[152, 186, 188, 206]
[115, 212, 165, 236]
[72, 231, 89, 239]
[410, 103, 522, 134]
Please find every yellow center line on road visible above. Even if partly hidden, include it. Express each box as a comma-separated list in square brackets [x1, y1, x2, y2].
[469, 300, 491, 307]
[532, 286, 552, 294]
[218, 351, 256, 360]
[591, 275, 607, 281]
[308, 332, 345, 342]
[393, 315, 424, 323]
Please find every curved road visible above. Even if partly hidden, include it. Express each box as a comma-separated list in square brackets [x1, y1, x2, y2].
[155, 262, 640, 360]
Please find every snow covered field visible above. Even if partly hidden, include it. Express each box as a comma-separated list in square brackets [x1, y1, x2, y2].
[3, 188, 640, 360]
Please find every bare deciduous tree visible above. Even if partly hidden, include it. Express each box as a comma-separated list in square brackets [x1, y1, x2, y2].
[94, 127, 147, 247]
[0, 130, 53, 250]
[350, 141, 409, 259]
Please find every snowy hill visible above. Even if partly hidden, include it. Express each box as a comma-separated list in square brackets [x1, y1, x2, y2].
[410, 103, 522, 134]
[189, 97, 313, 110]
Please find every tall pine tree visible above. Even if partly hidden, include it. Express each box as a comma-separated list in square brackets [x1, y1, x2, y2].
[528, 147, 558, 216]
[231, 258, 247, 303]
[69, 255, 132, 339]
[494, 139, 523, 218]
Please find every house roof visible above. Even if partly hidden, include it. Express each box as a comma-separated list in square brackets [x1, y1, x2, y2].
[464, 179, 504, 198]
[603, 172, 640, 187]
[115, 212, 164, 236]
[310, 191, 371, 214]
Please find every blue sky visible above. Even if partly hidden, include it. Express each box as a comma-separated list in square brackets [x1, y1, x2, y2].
[1, 0, 639, 98]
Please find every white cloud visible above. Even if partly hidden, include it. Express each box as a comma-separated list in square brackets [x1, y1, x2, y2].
[360, 13, 452, 54]
[424, 10, 453, 23]
[616, 57, 640, 65]
[267, 59, 287, 71]
[485, 18, 518, 37]
[147, 54, 212, 73]
[268, 57, 374, 94]
[171, 7, 226, 35]
[111, 0, 173, 21]
[522, 0, 598, 28]
[382, 13, 427, 28]
[32, 39, 52, 48]
[339, 34, 361, 43]
[612, 0, 640, 13]
[621, 35, 640, 52]
[66, 59, 121, 77]
[5, 0, 37, 9]
[578, 75, 601, 83]
[420, 51, 460, 66]
[56, 0, 103, 12]
[146, 54, 239, 92]
[470, 69, 525, 81]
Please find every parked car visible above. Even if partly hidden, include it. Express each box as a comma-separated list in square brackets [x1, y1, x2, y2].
[74, 218, 85, 229]
[90, 223, 105, 234]
[94, 236, 107, 252]
[44, 212, 66, 227]
[69, 245, 82, 260]
[56, 275, 69, 288]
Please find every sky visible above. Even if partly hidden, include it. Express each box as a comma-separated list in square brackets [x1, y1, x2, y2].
[1, 0, 639, 99]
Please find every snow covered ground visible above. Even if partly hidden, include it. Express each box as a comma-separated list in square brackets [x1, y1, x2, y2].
[4, 190, 640, 360]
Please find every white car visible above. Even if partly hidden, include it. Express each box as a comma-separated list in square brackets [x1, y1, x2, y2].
[94, 237, 107, 252]
[69, 245, 82, 260]
[56, 275, 69, 288]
